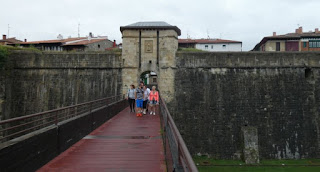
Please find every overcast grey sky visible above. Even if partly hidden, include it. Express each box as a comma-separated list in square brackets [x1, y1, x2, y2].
[1, 0, 320, 51]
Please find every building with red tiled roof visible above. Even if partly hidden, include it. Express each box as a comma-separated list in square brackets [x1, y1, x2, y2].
[253, 27, 320, 52]
[0, 35, 22, 45]
[12, 34, 114, 52]
[118, 43, 122, 49]
[62, 37, 114, 51]
[178, 38, 242, 52]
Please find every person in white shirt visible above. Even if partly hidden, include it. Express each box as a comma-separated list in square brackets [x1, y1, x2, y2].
[126, 84, 136, 113]
[142, 85, 150, 115]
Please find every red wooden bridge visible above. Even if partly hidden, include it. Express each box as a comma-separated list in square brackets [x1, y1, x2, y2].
[0, 96, 198, 172]
[39, 107, 166, 171]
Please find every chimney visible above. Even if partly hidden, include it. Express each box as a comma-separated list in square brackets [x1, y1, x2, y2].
[298, 26, 303, 34]
[295, 27, 303, 34]
[273, 32, 276, 36]
[316, 28, 319, 33]
[2, 35, 6, 40]
[113, 40, 116, 47]
[24, 39, 27, 42]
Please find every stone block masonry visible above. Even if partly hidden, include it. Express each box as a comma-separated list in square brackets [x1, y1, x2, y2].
[171, 52, 320, 160]
[2, 49, 320, 161]
[121, 29, 178, 102]
[1, 51, 122, 120]
[242, 126, 259, 164]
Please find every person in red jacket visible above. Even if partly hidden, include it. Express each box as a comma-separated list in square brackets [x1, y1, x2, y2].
[148, 86, 159, 115]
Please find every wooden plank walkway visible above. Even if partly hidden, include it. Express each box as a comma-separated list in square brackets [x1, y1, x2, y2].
[38, 107, 166, 172]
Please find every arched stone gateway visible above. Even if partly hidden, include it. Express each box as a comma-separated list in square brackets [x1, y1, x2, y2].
[120, 21, 181, 102]
[140, 71, 158, 88]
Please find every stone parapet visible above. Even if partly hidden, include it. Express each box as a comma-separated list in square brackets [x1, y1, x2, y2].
[176, 52, 320, 68]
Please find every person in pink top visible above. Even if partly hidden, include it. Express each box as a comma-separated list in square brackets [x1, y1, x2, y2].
[148, 86, 159, 115]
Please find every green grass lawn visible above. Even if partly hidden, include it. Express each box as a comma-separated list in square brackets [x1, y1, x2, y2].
[198, 166, 320, 172]
[194, 156, 320, 172]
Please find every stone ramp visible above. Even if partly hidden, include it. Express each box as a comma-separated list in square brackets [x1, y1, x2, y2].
[38, 107, 166, 172]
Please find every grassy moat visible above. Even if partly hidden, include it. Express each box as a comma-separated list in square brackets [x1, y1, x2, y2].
[194, 156, 320, 172]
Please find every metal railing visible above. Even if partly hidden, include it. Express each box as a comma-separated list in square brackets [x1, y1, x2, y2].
[159, 96, 198, 172]
[0, 95, 124, 143]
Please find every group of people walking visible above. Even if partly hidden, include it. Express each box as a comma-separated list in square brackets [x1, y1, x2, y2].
[126, 82, 159, 117]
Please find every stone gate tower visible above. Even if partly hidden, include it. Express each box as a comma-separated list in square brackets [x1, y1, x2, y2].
[120, 21, 181, 102]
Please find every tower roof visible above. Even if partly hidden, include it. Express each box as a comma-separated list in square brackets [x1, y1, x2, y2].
[120, 21, 181, 36]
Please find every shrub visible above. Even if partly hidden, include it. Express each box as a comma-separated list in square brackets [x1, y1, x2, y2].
[0, 45, 42, 69]
[0, 46, 9, 69]
[178, 47, 203, 52]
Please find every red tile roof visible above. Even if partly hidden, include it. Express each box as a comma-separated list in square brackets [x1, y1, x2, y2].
[18, 37, 87, 44]
[178, 39, 197, 44]
[179, 38, 242, 44]
[267, 32, 320, 39]
[0, 37, 22, 43]
[252, 31, 320, 51]
[63, 39, 107, 46]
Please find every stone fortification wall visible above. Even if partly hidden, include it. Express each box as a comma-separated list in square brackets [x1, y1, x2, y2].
[171, 52, 320, 159]
[1, 51, 122, 120]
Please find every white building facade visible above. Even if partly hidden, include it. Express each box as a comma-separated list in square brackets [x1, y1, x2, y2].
[179, 39, 242, 52]
[195, 42, 242, 52]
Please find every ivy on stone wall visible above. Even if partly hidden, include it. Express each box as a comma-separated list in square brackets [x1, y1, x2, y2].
[0, 45, 42, 69]
[0, 46, 9, 69]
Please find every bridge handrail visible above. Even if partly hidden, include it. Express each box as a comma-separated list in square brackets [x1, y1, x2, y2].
[0, 94, 125, 143]
[160, 96, 198, 172]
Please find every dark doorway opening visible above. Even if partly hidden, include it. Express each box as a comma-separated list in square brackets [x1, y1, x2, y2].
[276, 42, 281, 51]
[305, 68, 313, 79]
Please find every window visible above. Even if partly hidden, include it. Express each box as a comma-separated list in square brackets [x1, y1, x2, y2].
[222, 45, 226, 49]
[205, 45, 208, 49]
[309, 41, 320, 48]
[303, 42, 307, 48]
[276, 42, 280, 51]
[153, 78, 157, 83]
[211, 45, 213, 49]
[98, 44, 100, 48]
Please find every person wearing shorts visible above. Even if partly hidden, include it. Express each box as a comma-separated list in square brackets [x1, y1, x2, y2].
[148, 86, 159, 115]
[135, 83, 144, 117]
